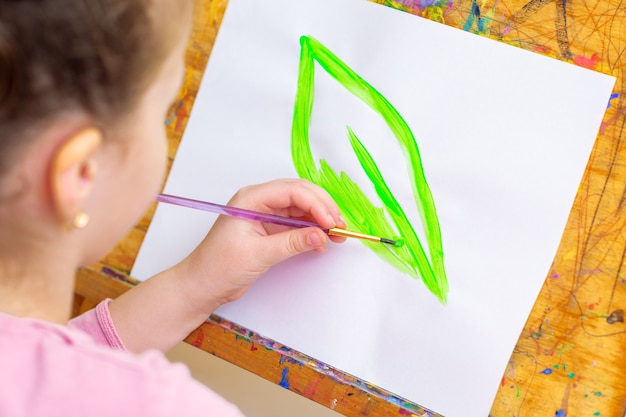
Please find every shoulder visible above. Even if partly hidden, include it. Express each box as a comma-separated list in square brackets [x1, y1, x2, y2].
[0, 313, 243, 417]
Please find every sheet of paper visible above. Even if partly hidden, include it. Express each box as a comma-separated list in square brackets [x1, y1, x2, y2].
[132, 1, 615, 415]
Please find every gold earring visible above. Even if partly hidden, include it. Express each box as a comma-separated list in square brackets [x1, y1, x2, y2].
[72, 211, 90, 229]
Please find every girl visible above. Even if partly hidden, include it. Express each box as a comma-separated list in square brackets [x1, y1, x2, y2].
[0, 0, 345, 415]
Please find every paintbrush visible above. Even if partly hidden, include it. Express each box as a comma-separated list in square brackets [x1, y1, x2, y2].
[156, 193, 398, 246]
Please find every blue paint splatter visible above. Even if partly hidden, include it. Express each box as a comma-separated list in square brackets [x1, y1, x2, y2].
[463, 0, 479, 31]
[607, 93, 620, 108]
[541, 368, 553, 375]
[279, 367, 290, 389]
[555, 409, 566, 417]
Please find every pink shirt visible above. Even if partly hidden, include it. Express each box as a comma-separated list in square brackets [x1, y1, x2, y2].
[0, 299, 245, 416]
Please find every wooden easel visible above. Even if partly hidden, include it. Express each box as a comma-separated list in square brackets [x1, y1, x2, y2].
[73, 0, 626, 415]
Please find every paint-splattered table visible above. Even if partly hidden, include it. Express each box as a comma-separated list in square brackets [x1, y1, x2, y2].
[74, 0, 626, 415]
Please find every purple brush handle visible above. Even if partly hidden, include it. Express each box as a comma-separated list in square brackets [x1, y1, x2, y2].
[156, 193, 327, 231]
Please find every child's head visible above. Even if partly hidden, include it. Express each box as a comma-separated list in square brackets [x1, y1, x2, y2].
[0, 0, 191, 265]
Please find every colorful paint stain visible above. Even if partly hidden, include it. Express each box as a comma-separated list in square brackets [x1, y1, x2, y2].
[422, 5, 446, 23]
[291, 35, 448, 302]
[541, 368, 553, 375]
[555, 409, 566, 417]
[462, 0, 496, 35]
[191, 329, 204, 348]
[556, 344, 574, 356]
[398, 410, 428, 417]
[304, 378, 321, 397]
[279, 367, 290, 389]
[374, 0, 452, 15]
[572, 53, 600, 70]
[100, 266, 133, 283]
[607, 93, 620, 108]
[534, 45, 552, 54]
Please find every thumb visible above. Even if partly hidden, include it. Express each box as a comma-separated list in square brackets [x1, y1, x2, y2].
[258, 227, 328, 267]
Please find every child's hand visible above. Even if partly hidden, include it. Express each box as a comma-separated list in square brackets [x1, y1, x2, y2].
[109, 179, 346, 353]
[177, 179, 346, 311]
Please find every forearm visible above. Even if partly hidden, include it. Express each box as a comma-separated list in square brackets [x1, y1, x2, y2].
[107, 264, 221, 353]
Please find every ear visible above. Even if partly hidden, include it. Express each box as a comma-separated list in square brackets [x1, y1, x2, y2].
[50, 128, 103, 227]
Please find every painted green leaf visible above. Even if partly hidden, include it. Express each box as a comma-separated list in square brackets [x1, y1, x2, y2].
[291, 35, 448, 303]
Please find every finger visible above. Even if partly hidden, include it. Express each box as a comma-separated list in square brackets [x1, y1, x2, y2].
[230, 179, 344, 229]
[289, 179, 346, 227]
[328, 234, 347, 244]
[255, 227, 328, 267]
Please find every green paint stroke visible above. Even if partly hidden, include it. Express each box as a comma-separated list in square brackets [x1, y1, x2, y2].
[291, 35, 448, 303]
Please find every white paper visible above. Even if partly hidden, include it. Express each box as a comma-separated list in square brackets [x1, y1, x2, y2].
[132, 1, 615, 415]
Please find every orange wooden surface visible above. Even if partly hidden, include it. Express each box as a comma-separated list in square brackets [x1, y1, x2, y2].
[74, 0, 626, 415]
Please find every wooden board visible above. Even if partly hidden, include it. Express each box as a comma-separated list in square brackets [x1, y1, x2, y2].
[73, 0, 626, 415]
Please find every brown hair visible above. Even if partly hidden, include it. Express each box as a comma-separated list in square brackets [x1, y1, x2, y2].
[0, 0, 179, 177]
